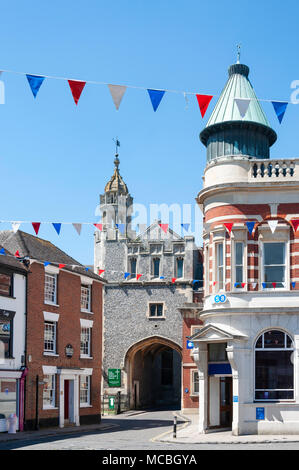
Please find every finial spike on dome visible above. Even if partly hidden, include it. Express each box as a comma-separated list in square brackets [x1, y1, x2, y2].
[237, 44, 241, 64]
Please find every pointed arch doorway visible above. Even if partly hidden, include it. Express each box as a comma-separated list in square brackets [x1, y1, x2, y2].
[124, 336, 182, 410]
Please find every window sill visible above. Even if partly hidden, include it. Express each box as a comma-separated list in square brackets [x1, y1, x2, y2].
[44, 301, 59, 307]
[81, 310, 93, 315]
[80, 403, 92, 408]
[0, 294, 16, 299]
[43, 352, 59, 357]
[147, 316, 166, 320]
[189, 394, 199, 398]
[43, 406, 58, 410]
[80, 355, 93, 360]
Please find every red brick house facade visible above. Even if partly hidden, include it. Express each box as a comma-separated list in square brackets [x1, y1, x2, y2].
[0, 230, 105, 430]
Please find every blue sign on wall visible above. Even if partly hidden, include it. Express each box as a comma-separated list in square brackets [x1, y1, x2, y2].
[184, 388, 189, 394]
[233, 396, 238, 402]
[256, 407, 265, 420]
[186, 340, 194, 349]
[208, 363, 232, 375]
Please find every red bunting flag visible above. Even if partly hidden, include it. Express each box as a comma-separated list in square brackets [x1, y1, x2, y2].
[94, 223, 103, 231]
[159, 223, 168, 233]
[213, 281, 217, 286]
[68, 80, 86, 105]
[32, 222, 41, 235]
[15, 250, 20, 258]
[59, 264, 66, 269]
[241, 282, 246, 288]
[171, 278, 177, 283]
[272, 282, 277, 289]
[224, 223, 234, 233]
[196, 94, 213, 118]
[98, 269, 105, 275]
[136, 274, 142, 281]
[290, 219, 299, 232]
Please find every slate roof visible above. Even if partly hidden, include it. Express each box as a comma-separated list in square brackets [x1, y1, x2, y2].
[0, 244, 28, 273]
[0, 230, 105, 282]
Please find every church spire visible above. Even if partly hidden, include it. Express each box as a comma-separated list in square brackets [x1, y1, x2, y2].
[104, 140, 128, 195]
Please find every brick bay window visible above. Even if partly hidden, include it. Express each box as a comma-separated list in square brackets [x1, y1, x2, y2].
[44, 273, 57, 304]
[80, 319, 93, 358]
[255, 330, 294, 401]
[43, 374, 56, 409]
[80, 375, 91, 406]
[81, 284, 91, 312]
[262, 242, 286, 288]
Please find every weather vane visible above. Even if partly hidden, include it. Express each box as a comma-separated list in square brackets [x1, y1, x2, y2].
[112, 137, 120, 156]
[237, 44, 241, 64]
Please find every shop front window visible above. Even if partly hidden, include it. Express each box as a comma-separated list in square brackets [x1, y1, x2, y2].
[0, 378, 17, 421]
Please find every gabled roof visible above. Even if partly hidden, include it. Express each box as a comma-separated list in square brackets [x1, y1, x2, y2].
[189, 324, 248, 342]
[0, 230, 104, 282]
[134, 220, 183, 243]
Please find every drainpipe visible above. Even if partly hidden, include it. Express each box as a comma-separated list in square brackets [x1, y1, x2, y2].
[19, 367, 28, 432]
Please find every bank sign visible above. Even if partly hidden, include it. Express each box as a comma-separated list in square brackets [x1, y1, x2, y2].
[213, 293, 227, 304]
[108, 369, 121, 387]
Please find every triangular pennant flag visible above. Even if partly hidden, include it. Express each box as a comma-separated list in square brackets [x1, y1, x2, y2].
[196, 94, 213, 118]
[246, 221, 255, 236]
[181, 223, 190, 232]
[116, 223, 125, 234]
[136, 274, 142, 281]
[262, 282, 267, 289]
[58, 263, 66, 269]
[171, 278, 177, 283]
[124, 272, 130, 280]
[251, 282, 257, 289]
[108, 84, 127, 110]
[224, 223, 233, 233]
[272, 282, 277, 289]
[290, 219, 299, 232]
[268, 220, 278, 234]
[44, 261, 50, 267]
[160, 276, 165, 280]
[32, 222, 41, 235]
[234, 282, 240, 287]
[26, 74, 45, 98]
[98, 269, 105, 275]
[213, 281, 217, 286]
[241, 282, 246, 288]
[159, 223, 168, 233]
[12, 222, 21, 233]
[272, 101, 288, 124]
[235, 98, 251, 118]
[0, 248, 5, 255]
[15, 250, 20, 258]
[68, 80, 86, 105]
[52, 223, 62, 235]
[94, 223, 103, 231]
[147, 89, 165, 112]
[85, 267, 90, 272]
[291, 282, 296, 289]
[72, 223, 82, 235]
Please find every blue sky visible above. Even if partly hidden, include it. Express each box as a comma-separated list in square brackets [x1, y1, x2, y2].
[0, 0, 299, 265]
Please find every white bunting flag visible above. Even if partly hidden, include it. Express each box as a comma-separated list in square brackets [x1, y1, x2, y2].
[251, 282, 257, 289]
[235, 98, 251, 118]
[108, 84, 127, 110]
[268, 220, 278, 234]
[12, 222, 21, 233]
[72, 223, 82, 235]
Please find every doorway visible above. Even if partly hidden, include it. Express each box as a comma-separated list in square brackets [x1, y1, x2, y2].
[64, 379, 75, 424]
[219, 377, 232, 428]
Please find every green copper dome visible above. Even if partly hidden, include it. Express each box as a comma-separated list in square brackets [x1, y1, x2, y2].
[200, 63, 277, 162]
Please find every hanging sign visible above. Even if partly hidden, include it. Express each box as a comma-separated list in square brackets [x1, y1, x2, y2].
[186, 340, 194, 349]
[108, 369, 121, 387]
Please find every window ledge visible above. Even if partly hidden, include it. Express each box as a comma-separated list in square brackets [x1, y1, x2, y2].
[43, 352, 59, 357]
[80, 356, 93, 360]
[43, 406, 58, 410]
[80, 403, 92, 408]
[189, 394, 199, 398]
[44, 301, 59, 307]
[147, 316, 166, 320]
[81, 310, 94, 315]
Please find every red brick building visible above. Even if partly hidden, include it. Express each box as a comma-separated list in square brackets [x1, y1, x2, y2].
[0, 230, 105, 430]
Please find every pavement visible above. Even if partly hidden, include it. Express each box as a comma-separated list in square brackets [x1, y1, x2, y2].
[155, 411, 299, 445]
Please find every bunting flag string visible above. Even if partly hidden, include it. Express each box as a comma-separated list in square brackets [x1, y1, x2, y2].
[159, 223, 169, 233]
[181, 223, 190, 232]
[0, 67, 294, 121]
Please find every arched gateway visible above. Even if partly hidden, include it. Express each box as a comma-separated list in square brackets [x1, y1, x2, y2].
[124, 336, 182, 410]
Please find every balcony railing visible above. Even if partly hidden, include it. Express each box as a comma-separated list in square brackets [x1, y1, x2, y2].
[250, 159, 296, 180]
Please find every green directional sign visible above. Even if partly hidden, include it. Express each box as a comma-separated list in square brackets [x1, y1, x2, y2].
[108, 368, 121, 387]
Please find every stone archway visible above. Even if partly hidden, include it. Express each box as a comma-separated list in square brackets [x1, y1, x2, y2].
[124, 336, 182, 410]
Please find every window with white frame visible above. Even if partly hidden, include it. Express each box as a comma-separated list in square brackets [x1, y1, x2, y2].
[149, 303, 163, 317]
[234, 242, 244, 286]
[80, 375, 91, 405]
[262, 242, 286, 288]
[44, 321, 56, 353]
[80, 327, 91, 357]
[216, 242, 224, 290]
[191, 370, 199, 395]
[44, 273, 57, 304]
[81, 284, 91, 311]
[43, 374, 56, 408]
[255, 330, 294, 401]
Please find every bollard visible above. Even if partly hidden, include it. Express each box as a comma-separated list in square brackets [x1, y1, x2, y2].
[173, 415, 177, 438]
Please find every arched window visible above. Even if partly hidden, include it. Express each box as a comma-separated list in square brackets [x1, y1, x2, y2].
[255, 330, 294, 401]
